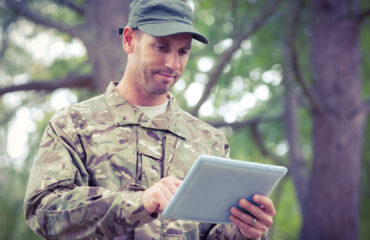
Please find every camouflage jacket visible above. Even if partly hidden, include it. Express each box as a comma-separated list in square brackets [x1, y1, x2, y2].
[24, 82, 268, 240]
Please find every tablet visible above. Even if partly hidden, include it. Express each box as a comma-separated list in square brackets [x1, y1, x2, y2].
[161, 155, 287, 223]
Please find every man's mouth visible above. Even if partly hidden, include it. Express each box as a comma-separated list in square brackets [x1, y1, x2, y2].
[158, 72, 175, 78]
[155, 71, 178, 81]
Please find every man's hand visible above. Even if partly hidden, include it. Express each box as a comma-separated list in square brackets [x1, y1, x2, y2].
[229, 194, 276, 239]
[142, 176, 182, 214]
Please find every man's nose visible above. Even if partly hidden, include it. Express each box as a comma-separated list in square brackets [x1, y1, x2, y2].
[165, 52, 181, 71]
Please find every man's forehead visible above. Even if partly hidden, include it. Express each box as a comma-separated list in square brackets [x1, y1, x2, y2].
[146, 32, 193, 48]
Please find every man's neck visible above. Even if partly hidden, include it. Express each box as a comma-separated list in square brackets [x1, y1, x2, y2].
[116, 75, 168, 106]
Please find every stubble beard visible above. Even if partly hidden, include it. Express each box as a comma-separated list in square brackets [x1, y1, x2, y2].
[137, 62, 180, 95]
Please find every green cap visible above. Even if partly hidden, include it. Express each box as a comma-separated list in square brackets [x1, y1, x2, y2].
[119, 0, 208, 44]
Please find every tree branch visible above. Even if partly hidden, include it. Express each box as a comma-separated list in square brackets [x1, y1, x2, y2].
[286, 0, 324, 114]
[208, 115, 287, 166]
[4, 0, 81, 38]
[52, 0, 85, 15]
[189, 0, 284, 116]
[0, 74, 93, 96]
[208, 115, 282, 130]
[249, 121, 287, 167]
[357, 8, 370, 23]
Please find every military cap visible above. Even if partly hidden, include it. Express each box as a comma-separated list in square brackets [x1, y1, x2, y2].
[119, 0, 208, 44]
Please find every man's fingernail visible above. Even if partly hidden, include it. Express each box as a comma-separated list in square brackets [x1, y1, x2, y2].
[254, 195, 259, 201]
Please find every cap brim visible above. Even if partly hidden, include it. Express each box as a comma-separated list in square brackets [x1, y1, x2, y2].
[138, 22, 208, 44]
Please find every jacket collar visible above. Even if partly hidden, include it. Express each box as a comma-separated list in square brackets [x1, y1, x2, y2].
[104, 82, 187, 140]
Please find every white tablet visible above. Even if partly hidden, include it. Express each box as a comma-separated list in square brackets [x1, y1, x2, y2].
[161, 155, 287, 223]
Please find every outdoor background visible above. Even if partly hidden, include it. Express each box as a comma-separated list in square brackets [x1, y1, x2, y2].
[1, 0, 370, 239]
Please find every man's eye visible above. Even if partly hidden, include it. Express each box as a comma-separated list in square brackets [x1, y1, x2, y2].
[180, 49, 189, 55]
[156, 45, 165, 50]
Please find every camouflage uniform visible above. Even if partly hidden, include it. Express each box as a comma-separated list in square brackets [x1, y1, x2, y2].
[24, 82, 268, 240]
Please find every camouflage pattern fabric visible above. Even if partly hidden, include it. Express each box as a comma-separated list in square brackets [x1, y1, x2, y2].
[24, 82, 269, 240]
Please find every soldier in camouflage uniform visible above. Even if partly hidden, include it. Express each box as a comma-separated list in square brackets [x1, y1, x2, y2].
[24, 0, 276, 239]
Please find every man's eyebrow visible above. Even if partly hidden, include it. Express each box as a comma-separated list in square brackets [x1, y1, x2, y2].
[154, 37, 169, 44]
[153, 37, 192, 50]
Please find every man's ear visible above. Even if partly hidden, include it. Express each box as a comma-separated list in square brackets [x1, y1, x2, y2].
[122, 27, 135, 54]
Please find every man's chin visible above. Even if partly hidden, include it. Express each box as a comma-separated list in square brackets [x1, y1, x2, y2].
[154, 80, 175, 94]
[153, 87, 171, 95]
[145, 85, 172, 95]
[144, 75, 176, 95]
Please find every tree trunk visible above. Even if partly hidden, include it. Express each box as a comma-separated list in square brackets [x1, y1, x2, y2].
[282, 43, 308, 213]
[81, 0, 131, 93]
[300, 0, 366, 239]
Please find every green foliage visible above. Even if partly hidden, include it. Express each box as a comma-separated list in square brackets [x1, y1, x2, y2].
[0, 1, 90, 238]
[1, 0, 370, 239]
[271, 179, 302, 240]
[360, 119, 370, 240]
[29, 0, 84, 26]
[34, 54, 91, 80]
[360, 21, 370, 98]
[229, 127, 260, 162]
[0, 167, 42, 240]
[1, 43, 34, 81]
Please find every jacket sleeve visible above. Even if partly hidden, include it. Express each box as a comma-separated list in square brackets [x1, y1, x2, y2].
[24, 110, 155, 239]
[200, 223, 269, 240]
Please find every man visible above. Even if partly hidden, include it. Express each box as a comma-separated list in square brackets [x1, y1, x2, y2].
[24, 0, 275, 239]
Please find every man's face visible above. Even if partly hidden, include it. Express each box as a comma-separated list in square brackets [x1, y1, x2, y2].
[131, 31, 192, 96]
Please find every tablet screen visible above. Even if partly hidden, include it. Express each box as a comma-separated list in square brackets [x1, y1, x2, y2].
[161, 155, 287, 223]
